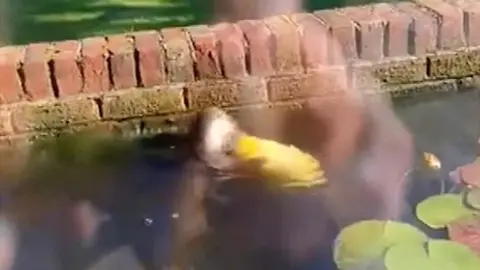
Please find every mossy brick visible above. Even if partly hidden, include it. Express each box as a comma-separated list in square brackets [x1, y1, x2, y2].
[267, 67, 349, 101]
[387, 79, 458, 99]
[138, 113, 195, 135]
[101, 85, 186, 120]
[427, 49, 480, 79]
[0, 135, 29, 150]
[224, 101, 309, 140]
[11, 97, 100, 132]
[0, 108, 13, 136]
[353, 57, 427, 88]
[185, 78, 268, 109]
[456, 76, 480, 90]
[56, 121, 130, 136]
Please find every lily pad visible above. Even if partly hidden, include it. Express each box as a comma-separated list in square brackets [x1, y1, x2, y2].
[416, 194, 474, 229]
[428, 239, 480, 270]
[333, 220, 428, 269]
[464, 188, 480, 210]
[384, 243, 439, 270]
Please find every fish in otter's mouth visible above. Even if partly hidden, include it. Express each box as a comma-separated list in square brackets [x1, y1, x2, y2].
[193, 107, 327, 189]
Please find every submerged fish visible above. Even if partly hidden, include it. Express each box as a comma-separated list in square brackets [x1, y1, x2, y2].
[422, 152, 442, 171]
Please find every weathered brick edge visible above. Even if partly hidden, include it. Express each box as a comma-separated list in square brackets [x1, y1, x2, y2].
[1, 0, 480, 147]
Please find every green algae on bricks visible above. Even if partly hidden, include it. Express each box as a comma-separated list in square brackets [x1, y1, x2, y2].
[427, 49, 480, 79]
[333, 220, 428, 270]
[416, 194, 474, 229]
[11, 98, 101, 132]
[101, 86, 186, 120]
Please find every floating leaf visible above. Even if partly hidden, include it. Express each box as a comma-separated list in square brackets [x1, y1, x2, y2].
[428, 239, 480, 270]
[447, 216, 480, 256]
[384, 243, 439, 270]
[422, 152, 442, 171]
[383, 220, 429, 246]
[416, 194, 474, 229]
[333, 220, 428, 269]
[384, 240, 480, 270]
[464, 188, 480, 210]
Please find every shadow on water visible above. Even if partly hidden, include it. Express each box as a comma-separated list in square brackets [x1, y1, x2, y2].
[3, 88, 480, 270]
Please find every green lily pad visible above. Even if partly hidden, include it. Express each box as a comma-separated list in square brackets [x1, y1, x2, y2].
[416, 194, 474, 229]
[464, 188, 480, 210]
[334, 220, 428, 269]
[384, 243, 440, 270]
[428, 239, 480, 270]
[384, 240, 480, 270]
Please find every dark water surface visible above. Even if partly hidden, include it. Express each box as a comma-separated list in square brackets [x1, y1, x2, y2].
[8, 88, 480, 270]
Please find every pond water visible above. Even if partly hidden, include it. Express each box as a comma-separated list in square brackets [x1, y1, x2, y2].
[5, 88, 480, 270]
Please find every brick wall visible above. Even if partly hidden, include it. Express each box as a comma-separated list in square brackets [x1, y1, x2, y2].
[1, 0, 480, 146]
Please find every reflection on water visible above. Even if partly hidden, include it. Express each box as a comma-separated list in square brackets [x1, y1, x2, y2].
[1, 89, 479, 270]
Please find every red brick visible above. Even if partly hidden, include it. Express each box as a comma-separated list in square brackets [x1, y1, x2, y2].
[237, 20, 274, 76]
[211, 23, 248, 79]
[394, 2, 438, 55]
[160, 27, 195, 83]
[447, 0, 480, 47]
[187, 25, 222, 79]
[133, 30, 165, 87]
[290, 13, 329, 70]
[81, 37, 110, 93]
[0, 46, 23, 104]
[108, 34, 137, 89]
[263, 16, 303, 74]
[51, 40, 82, 97]
[373, 3, 412, 57]
[314, 10, 357, 64]
[339, 6, 385, 61]
[413, 0, 465, 49]
[23, 42, 54, 100]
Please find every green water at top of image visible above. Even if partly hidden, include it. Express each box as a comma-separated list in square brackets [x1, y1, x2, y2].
[7, 0, 391, 45]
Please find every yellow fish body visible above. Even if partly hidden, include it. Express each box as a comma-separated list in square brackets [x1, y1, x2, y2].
[234, 134, 327, 188]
